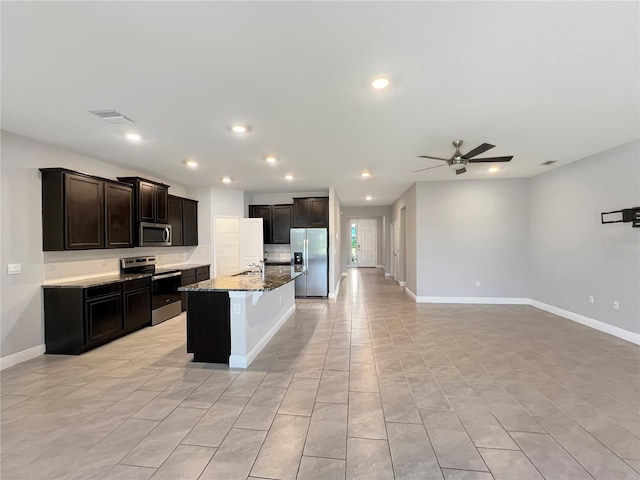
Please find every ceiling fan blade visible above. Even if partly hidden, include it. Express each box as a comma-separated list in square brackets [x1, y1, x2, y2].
[418, 155, 449, 161]
[455, 167, 467, 175]
[468, 156, 513, 163]
[413, 164, 445, 173]
[462, 143, 495, 159]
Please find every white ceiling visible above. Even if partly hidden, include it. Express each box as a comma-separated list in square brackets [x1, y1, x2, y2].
[2, 2, 638, 206]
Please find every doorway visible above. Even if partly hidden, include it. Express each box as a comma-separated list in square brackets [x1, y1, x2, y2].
[350, 219, 377, 268]
[391, 220, 400, 282]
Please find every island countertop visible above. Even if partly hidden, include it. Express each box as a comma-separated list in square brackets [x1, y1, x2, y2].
[179, 265, 303, 292]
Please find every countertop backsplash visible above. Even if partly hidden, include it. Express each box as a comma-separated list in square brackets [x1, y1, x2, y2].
[43, 245, 210, 283]
[264, 244, 291, 263]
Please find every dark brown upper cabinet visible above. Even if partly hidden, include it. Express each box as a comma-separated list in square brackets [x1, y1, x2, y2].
[168, 194, 183, 246]
[105, 183, 133, 248]
[293, 197, 329, 228]
[249, 205, 272, 245]
[182, 198, 198, 246]
[271, 205, 292, 244]
[168, 194, 198, 247]
[40, 168, 133, 251]
[117, 177, 170, 224]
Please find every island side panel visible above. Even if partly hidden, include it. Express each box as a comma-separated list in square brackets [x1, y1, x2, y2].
[186, 291, 231, 363]
[229, 281, 296, 368]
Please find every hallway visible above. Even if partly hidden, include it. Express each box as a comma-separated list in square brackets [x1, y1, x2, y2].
[2, 268, 639, 479]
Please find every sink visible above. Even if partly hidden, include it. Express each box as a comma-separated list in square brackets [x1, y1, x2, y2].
[232, 270, 262, 277]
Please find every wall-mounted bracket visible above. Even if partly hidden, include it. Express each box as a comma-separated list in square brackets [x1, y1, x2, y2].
[601, 207, 640, 227]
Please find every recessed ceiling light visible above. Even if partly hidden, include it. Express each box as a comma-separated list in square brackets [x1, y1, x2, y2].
[488, 167, 499, 173]
[366, 195, 372, 201]
[284, 174, 294, 181]
[372, 77, 389, 89]
[361, 171, 371, 178]
[184, 159, 198, 168]
[231, 125, 249, 134]
[265, 156, 278, 164]
[126, 133, 141, 141]
[221, 176, 232, 183]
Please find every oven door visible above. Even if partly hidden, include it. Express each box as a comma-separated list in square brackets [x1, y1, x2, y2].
[152, 271, 181, 310]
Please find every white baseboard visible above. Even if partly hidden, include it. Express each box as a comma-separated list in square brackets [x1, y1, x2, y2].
[405, 288, 417, 300]
[529, 299, 640, 345]
[229, 304, 296, 368]
[328, 275, 344, 299]
[399, 281, 406, 287]
[415, 296, 529, 305]
[385, 273, 392, 277]
[0, 344, 46, 371]
[341, 272, 347, 277]
[376, 265, 385, 270]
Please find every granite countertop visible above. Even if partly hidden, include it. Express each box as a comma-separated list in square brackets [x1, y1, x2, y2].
[43, 263, 211, 289]
[179, 265, 303, 292]
[154, 263, 210, 274]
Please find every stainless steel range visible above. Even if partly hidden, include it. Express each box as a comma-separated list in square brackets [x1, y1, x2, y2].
[120, 256, 182, 325]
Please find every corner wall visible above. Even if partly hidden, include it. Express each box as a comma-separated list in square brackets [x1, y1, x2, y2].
[529, 140, 640, 335]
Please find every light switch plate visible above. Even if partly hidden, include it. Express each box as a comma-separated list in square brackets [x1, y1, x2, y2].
[7, 263, 21, 275]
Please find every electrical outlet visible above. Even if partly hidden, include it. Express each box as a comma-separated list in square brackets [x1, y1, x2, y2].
[279, 295, 282, 305]
[613, 301, 620, 310]
[46, 263, 56, 271]
[233, 304, 240, 314]
[475, 280, 481, 287]
[589, 295, 594, 304]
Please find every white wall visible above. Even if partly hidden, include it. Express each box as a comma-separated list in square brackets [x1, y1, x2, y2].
[328, 187, 342, 297]
[341, 205, 392, 273]
[0, 131, 196, 362]
[391, 184, 417, 293]
[529, 140, 640, 334]
[415, 179, 530, 299]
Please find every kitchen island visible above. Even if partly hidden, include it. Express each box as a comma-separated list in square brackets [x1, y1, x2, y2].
[179, 265, 302, 368]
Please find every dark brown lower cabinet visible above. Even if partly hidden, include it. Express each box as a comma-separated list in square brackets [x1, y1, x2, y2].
[44, 278, 151, 355]
[186, 291, 231, 363]
[123, 278, 152, 331]
[180, 266, 210, 311]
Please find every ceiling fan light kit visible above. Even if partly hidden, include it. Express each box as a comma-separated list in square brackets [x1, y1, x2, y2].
[416, 139, 514, 175]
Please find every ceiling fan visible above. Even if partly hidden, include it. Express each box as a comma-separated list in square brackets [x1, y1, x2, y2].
[416, 140, 513, 175]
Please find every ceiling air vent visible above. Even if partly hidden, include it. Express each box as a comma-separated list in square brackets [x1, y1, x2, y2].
[540, 160, 556, 166]
[88, 109, 134, 124]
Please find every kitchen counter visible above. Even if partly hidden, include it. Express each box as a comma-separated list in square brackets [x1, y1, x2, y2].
[182, 265, 301, 368]
[179, 265, 302, 293]
[43, 263, 211, 288]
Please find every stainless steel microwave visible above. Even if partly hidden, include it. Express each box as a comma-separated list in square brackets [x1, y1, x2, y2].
[139, 222, 172, 247]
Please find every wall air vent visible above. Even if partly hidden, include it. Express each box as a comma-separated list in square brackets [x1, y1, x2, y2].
[540, 160, 557, 166]
[88, 109, 134, 124]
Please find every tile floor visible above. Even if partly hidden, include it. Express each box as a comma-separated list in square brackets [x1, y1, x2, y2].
[2, 268, 640, 479]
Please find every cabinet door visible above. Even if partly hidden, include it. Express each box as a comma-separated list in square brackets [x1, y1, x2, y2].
[86, 293, 122, 344]
[293, 198, 310, 228]
[272, 205, 292, 244]
[65, 174, 104, 249]
[182, 199, 198, 246]
[249, 205, 272, 244]
[310, 197, 329, 227]
[155, 186, 169, 223]
[139, 181, 155, 222]
[168, 195, 183, 246]
[124, 288, 151, 331]
[181, 268, 197, 311]
[105, 183, 133, 248]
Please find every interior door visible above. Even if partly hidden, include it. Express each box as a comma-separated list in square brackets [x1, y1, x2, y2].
[393, 221, 400, 282]
[214, 216, 240, 278]
[240, 218, 264, 268]
[355, 219, 377, 268]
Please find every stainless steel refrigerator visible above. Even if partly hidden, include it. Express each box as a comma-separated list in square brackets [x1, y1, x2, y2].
[290, 228, 328, 297]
